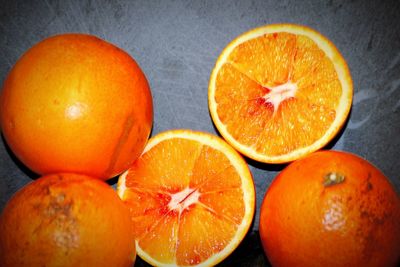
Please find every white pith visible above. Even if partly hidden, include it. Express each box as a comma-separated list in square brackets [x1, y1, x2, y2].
[167, 187, 200, 214]
[263, 81, 298, 113]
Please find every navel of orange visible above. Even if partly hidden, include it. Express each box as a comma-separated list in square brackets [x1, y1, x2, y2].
[208, 24, 353, 163]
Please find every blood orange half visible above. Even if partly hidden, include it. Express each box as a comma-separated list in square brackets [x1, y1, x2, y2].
[208, 24, 353, 163]
[117, 130, 255, 266]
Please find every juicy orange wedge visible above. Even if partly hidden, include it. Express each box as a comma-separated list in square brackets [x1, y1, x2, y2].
[208, 24, 353, 163]
[117, 130, 255, 266]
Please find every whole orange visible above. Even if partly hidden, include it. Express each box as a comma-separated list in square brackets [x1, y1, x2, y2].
[259, 150, 400, 267]
[0, 173, 136, 267]
[0, 33, 153, 180]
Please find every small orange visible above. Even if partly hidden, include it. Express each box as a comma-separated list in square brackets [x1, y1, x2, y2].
[208, 24, 353, 163]
[0, 173, 136, 267]
[259, 150, 400, 267]
[117, 129, 255, 266]
[0, 33, 153, 180]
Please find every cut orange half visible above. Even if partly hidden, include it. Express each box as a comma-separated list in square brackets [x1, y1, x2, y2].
[117, 129, 255, 267]
[208, 24, 353, 163]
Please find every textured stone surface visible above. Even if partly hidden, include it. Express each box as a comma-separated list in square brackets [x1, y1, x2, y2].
[1, 0, 399, 266]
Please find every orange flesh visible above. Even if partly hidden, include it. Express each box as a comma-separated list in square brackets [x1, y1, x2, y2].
[123, 138, 245, 265]
[215, 32, 341, 156]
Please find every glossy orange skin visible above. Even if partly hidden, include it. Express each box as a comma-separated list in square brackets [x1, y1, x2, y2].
[0, 173, 136, 267]
[0, 33, 153, 180]
[259, 150, 400, 267]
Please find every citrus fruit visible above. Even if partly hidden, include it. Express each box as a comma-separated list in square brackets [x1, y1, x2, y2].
[0, 33, 153, 180]
[117, 129, 255, 266]
[0, 173, 136, 267]
[259, 150, 400, 267]
[208, 24, 353, 163]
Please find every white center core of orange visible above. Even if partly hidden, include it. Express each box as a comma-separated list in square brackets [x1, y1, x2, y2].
[263, 81, 297, 113]
[168, 187, 200, 214]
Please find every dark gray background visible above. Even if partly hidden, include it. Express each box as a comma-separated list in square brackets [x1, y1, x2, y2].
[1, 0, 399, 266]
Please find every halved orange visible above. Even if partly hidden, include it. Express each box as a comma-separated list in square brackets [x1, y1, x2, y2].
[117, 129, 255, 266]
[208, 24, 353, 163]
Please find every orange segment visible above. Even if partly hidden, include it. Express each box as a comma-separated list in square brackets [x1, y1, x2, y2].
[121, 189, 171, 239]
[215, 64, 274, 148]
[117, 130, 255, 267]
[137, 213, 178, 264]
[293, 35, 343, 109]
[253, 98, 337, 156]
[123, 138, 202, 192]
[190, 145, 243, 192]
[208, 24, 353, 163]
[228, 32, 297, 86]
[176, 205, 237, 266]
[199, 189, 245, 225]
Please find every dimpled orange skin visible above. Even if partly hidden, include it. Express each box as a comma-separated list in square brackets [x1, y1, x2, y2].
[0, 173, 136, 267]
[259, 150, 400, 267]
[0, 33, 153, 180]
